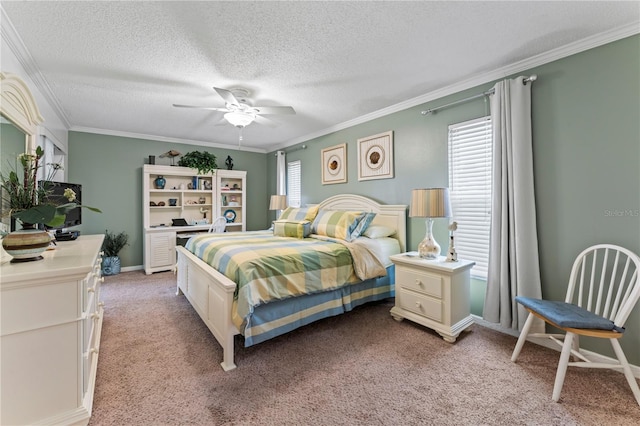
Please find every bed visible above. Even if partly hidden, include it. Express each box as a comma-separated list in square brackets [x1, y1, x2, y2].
[175, 194, 407, 370]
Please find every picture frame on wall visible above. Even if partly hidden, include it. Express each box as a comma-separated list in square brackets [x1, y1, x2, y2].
[357, 131, 394, 181]
[321, 143, 347, 184]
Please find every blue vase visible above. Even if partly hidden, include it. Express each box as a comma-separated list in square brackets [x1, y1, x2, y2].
[154, 176, 166, 189]
[102, 256, 121, 275]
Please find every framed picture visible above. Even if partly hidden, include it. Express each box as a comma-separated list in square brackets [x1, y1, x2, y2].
[321, 143, 347, 184]
[358, 131, 394, 181]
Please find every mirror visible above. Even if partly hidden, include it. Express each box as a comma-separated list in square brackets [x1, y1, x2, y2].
[1, 114, 26, 154]
[0, 72, 45, 231]
[1, 115, 27, 229]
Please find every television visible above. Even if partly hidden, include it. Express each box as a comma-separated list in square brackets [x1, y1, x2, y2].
[39, 180, 82, 231]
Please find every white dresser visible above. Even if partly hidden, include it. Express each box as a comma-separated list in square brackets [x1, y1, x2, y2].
[0, 234, 105, 426]
[390, 253, 475, 343]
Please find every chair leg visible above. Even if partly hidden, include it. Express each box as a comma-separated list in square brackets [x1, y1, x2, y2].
[552, 331, 575, 402]
[610, 338, 640, 406]
[571, 334, 580, 362]
[511, 312, 535, 362]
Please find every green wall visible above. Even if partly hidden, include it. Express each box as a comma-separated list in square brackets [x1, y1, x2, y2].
[68, 132, 268, 268]
[268, 35, 640, 364]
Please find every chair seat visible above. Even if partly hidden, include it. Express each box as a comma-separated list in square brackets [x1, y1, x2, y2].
[515, 296, 624, 333]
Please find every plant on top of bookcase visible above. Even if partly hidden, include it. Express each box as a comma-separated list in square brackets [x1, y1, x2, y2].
[177, 151, 218, 175]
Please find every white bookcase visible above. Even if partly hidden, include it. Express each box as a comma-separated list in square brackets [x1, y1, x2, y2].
[216, 169, 247, 232]
[142, 165, 246, 274]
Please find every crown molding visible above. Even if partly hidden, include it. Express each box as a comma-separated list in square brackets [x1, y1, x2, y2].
[70, 126, 267, 154]
[1, 6, 71, 129]
[273, 22, 640, 151]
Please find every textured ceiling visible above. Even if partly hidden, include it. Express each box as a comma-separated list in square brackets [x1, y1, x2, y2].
[2, 1, 639, 152]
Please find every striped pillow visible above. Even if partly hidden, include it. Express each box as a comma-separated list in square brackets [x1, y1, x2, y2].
[273, 220, 312, 239]
[311, 210, 366, 241]
[278, 205, 319, 222]
[350, 212, 376, 240]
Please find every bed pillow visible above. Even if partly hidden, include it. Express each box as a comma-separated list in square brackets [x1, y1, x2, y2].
[350, 212, 377, 240]
[278, 205, 319, 222]
[362, 225, 396, 239]
[273, 220, 312, 239]
[312, 210, 366, 242]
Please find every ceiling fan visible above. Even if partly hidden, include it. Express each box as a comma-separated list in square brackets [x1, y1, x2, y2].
[173, 87, 296, 130]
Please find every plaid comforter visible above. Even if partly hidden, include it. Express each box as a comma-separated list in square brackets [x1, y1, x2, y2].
[184, 230, 386, 331]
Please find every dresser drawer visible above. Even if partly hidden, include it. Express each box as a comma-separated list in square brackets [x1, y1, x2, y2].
[85, 276, 98, 310]
[82, 269, 98, 310]
[83, 336, 99, 394]
[397, 288, 443, 322]
[82, 293, 96, 351]
[396, 267, 442, 298]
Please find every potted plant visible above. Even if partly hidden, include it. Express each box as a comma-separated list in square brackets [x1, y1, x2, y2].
[0, 147, 101, 262]
[101, 230, 129, 276]
[177, 151, 217, 174]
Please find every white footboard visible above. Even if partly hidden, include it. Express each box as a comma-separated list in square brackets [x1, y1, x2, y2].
[176, 246, 239, 371]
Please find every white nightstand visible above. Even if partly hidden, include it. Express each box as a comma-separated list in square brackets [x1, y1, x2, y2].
[390, 252, 475, 343]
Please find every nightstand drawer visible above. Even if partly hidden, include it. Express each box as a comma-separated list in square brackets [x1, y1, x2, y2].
[396, 267, 442, 298]
[398, 289, 443, 322]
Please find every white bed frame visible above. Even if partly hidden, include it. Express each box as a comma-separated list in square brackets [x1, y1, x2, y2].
[175, 194, 407, 371]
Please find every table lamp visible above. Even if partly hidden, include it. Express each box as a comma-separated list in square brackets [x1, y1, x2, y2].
[269, 194, 287, 218]
[409, 188, 452, 259]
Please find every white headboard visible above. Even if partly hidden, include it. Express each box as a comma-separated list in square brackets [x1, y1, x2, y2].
[314, 194, 408, 252]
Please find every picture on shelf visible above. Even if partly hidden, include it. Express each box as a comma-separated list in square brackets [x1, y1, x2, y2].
[224, 209, 236, 223]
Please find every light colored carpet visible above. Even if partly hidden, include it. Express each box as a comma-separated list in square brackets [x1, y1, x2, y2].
[90, 271, 640, 425]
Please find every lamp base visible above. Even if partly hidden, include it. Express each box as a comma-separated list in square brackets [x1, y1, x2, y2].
[418, 218, 440, 259]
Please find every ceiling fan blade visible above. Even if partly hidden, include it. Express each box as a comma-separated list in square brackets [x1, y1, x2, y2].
[173, 104, 228, 112]
[254, 105, 296, 115]
[214, 87, 240, 107]
[253, 115, 277, 128]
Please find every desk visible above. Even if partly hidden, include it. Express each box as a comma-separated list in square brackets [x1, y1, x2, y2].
[144, 225, 209, 274]
[176, 232, 206, 247]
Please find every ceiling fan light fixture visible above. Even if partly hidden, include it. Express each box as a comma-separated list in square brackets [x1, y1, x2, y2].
[224, 111, 255, 128]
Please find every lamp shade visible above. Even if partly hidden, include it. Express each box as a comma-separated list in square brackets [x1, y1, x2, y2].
[224, 111, 255, 128]
[269, 194, 287, 210]
[409, 188, 452, 218]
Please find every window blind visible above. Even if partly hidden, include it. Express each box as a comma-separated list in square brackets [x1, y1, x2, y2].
[448, 116, 492, 279]
[287, 160, 301, 208]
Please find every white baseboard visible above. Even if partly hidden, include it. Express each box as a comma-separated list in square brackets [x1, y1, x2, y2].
[471, 314, 640, 379]
[120, 265, 143, 272]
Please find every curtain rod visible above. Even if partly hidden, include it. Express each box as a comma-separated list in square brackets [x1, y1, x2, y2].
[421, 75, 537, 116]
[274, 144, 307, 156]
[285, 144, 307, 153]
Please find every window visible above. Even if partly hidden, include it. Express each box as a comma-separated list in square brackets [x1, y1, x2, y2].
[448, 117, 492, 279]
[287, 160, 301, 208]
[37, 135, 65, 182]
